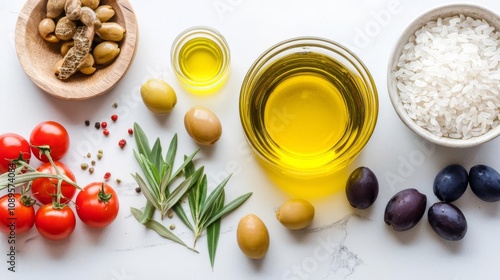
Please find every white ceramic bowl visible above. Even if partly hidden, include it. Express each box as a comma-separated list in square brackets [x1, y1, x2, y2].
[387, 4, 500, 148]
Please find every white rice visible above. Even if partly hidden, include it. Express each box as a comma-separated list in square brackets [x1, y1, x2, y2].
[394, 14, 500, 139]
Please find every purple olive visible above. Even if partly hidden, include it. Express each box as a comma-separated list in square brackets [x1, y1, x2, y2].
[433, 164, 468, 202]
[384, 188, 427, 231]
[428, 202, 467, 241]
[345, 167, 379, 209]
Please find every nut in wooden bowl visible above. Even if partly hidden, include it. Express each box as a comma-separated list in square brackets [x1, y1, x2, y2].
[15, 0, 138, 100]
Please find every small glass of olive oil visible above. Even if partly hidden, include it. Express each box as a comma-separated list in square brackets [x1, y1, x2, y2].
[171, 27, 230, 94]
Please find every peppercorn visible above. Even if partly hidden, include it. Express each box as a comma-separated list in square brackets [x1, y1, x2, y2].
[128, 128, 134, 135]
[101, 121, 108, 129]
[94, 122, 101, 129]
[104, 172, 111, 180]
[118, 139, 126, 149]
[111, 114, 118, 122]
[103, 129, 110, 136]
[135, 187, 141, 193]
[89, 167, 95, 174]
[81, 163, 89, 170]
[85, 120, 90, 126]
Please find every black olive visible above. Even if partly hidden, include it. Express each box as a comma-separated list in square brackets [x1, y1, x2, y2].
[384, 188, 427, 231]
[345, 167, 379, 209]
[469, 165, 500, 202]
[433, 164, 468, 202]
[428, 202, 467, 241]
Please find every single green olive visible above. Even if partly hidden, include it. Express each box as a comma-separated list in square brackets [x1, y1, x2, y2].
[140, 78, 177, 114]
[184, 106, 222, 146]
[93, 41, 120, 65]
[276, 199, 315, 230]
[237, 214, 270, 259]
[95, 5, 115, 23]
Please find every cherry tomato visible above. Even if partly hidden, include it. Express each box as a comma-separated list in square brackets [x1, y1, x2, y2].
[31, 161, 77, 205]
[30, 121, 70, 162]
[0, 193, 35, 235]
[35, 204, 76, 240]
[75, 182, 119, 228]
[0, 133, 31, 173]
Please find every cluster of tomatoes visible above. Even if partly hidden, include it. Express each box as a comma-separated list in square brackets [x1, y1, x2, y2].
[0, 121, 119, 240]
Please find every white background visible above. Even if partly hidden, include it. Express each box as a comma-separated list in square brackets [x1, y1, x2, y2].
[1, 0, 500, 279]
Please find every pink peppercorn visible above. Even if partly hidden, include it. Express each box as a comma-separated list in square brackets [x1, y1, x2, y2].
[118, 139, 126, 149]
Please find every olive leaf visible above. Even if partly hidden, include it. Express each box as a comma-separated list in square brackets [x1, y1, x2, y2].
[181, 157, 253, 269]
[131, 123, 201, 249]
[130, 122, 252, 267]
[207, 190, 224, 270]
[130, 207, 197, 253]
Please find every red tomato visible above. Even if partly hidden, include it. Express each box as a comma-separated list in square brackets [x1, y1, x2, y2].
[0, 133, 31, 173]
[35, 204, 76, 240]
[30, 121, 70, 162]
[75, 182, 119, 228]
[31, 161, 77, 205]
[0, 193, 35, 235]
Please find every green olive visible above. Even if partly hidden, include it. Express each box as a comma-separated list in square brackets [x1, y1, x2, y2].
[276, 199, 315, 230]
[184, 106, 222, 146]
[237, 214, 269, 259]
[140, 78, 177, 114]
[93, 41, 120, 65]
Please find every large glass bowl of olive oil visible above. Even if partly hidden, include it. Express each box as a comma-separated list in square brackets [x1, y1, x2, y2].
[240, 37, 378, 178]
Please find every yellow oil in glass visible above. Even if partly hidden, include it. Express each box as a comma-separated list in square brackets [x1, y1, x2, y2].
[244, 51, 369, 178]
[264, 74, 347, 157]
[178, 37, 224, 86]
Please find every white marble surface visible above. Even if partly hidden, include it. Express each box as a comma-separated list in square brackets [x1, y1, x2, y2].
[1, 0, 500, 279]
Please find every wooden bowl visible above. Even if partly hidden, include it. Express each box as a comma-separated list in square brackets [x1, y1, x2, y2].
[15, 0, 138, 100]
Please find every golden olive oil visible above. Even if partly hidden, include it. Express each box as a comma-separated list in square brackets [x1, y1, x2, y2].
[178, 37, 224, 86]
[246, 51, 369, 174]
[264, 74, 347, 155]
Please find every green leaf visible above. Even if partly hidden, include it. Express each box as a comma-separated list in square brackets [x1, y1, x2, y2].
[200, 175, 232, 220]
[162, 167, 204, 215]
[207, 219, 221, 270]
[171, 148, 200, 180]
[207, 190, 224, 270]
[150, 138, 164, 172]
[133, 151, 160, 197]
[165, 134, 178, 169]
[183, 155, 195, 177]
[172, 203, 194, 232]
[131, 173, 160, 211]
[204, 192, 253, 228]
[188, 174, 207, 224]
[130, 207, 197, 253]
[138, 202, 155, 224]
[146, 159, 161, 189]
[158, 163, 171, 203]
[133, 123, 152, 158]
